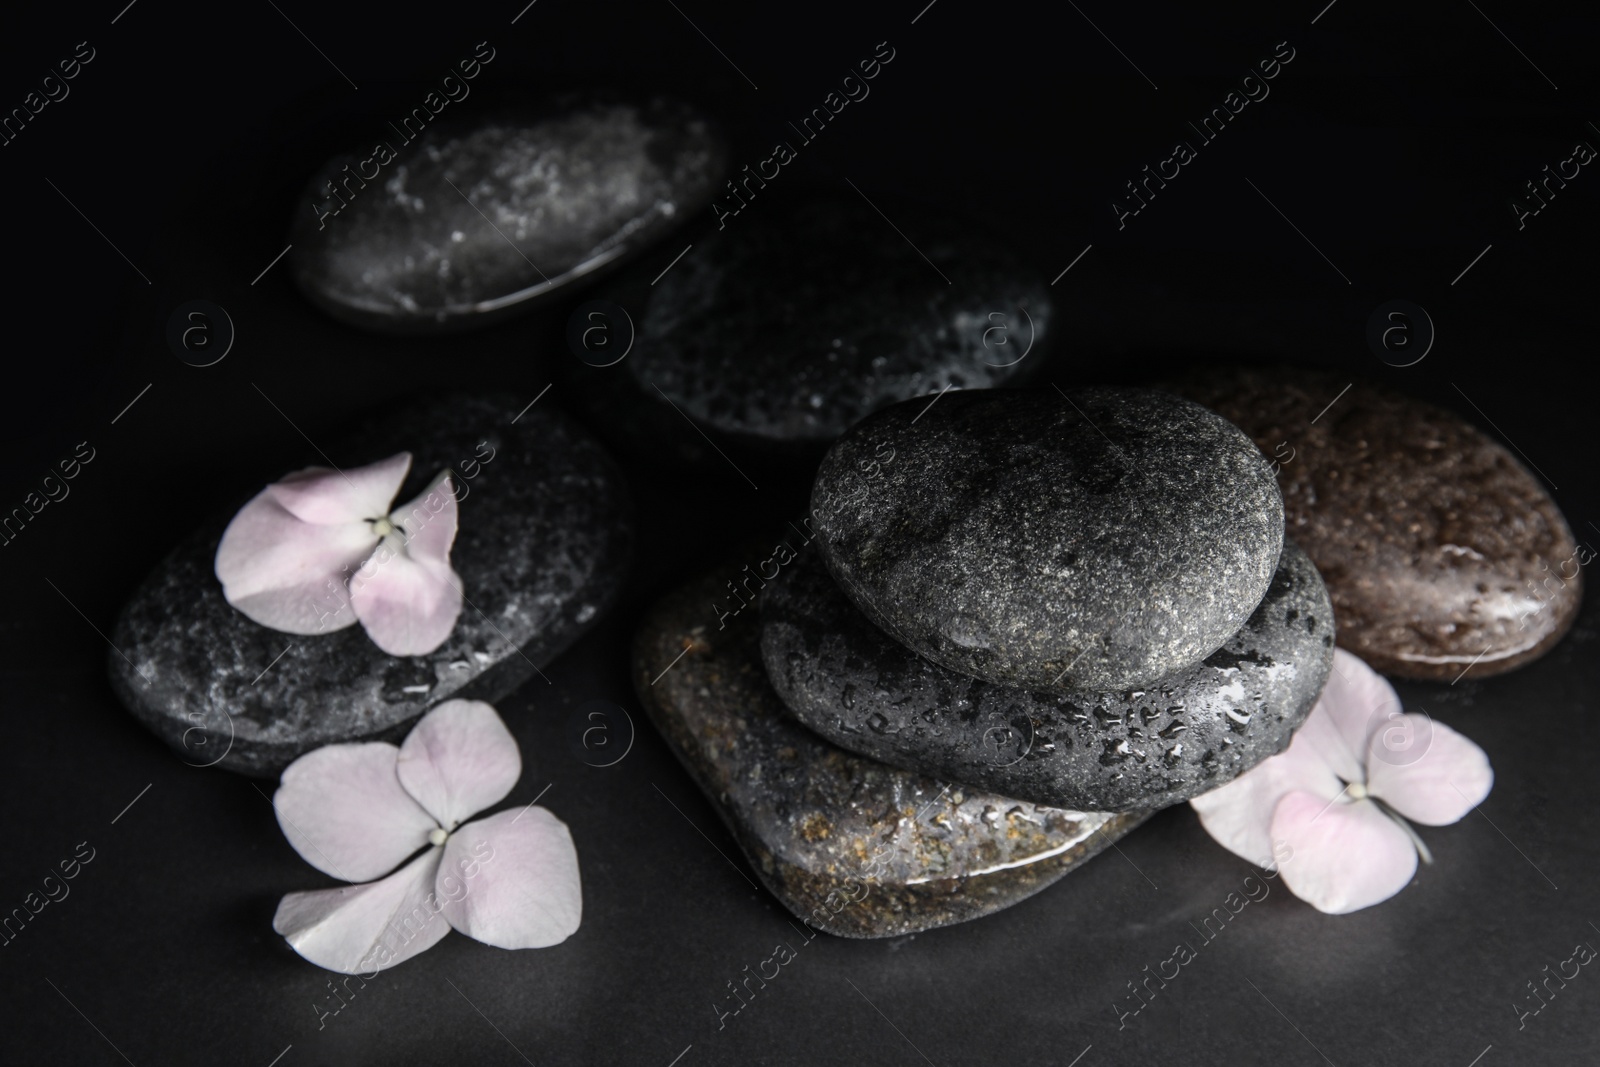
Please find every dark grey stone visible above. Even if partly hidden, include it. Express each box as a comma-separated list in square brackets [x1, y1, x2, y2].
[289, 96, 726, 333]
[633, 567, 1143, 938]
[761, 543, 1334, 812]
[108, 393, 632, 777]
[810, 387, 1285, 691]
[627, 194, 1050, 443]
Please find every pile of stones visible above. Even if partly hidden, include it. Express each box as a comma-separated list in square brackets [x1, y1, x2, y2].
[635, 386, 1337, 937]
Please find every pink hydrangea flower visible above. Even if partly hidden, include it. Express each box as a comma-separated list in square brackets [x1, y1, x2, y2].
[271, 699, 581, 974]
[1189, 648, 1493, 914]
[214, 452, 464, 656]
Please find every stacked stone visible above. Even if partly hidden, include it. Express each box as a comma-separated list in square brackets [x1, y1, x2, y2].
[634, 387, 1337, 937]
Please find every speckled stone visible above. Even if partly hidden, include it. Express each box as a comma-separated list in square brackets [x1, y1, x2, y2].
[1168, 365, 1585, 680]
[761, 544, 1333, 812]
[108, 393, 632, 777]
[627, 195, 1050, 443]
[289, 96, 726, 332]
[810, 387, 1285, 692]
[633, 568, 1143, 938]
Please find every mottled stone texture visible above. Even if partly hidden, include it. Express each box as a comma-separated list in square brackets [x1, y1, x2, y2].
[762, 544, 1332, 812]
[633, 569, 1142, 938]
[290, 96, 726, 332]
[109, 394, 632, 777]
[629, 194, 1050, 443]
[810, 388, 1285, 692]
[1169, 365, 1583, 680]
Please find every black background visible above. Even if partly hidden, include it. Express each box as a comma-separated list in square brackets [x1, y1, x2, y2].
[1, 1, 1596, 1064]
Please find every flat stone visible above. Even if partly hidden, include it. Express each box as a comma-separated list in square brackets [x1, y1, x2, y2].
[761, 543, 1333, 812]
[108, 393, 632, 777]
[289, 95, 726, 333]
[810, 387, 1285, 692]
[633, 567, 1142, 938]
[627, 194, 1050, 443]
[1168, 365, 1584, 680]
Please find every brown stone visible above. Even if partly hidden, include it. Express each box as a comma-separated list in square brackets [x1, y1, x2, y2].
[632, 567, 1144, 938]
[1167, 365, 1584, 680]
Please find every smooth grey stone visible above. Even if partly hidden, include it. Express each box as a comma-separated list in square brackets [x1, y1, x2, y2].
[633, 566, 1142, 938]
[108, 393, 632, 777]
[289, 96, 726, 333]
[761, 543, 1334, 812]
[628, 194, 1050, 443]
[810, 387, 1285, 691]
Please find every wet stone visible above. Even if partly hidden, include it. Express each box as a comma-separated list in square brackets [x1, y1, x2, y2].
[1169, 365, 1584, 680]
[810, 387, 1285, 692]
[633, 568, 1142, 938]
[108, 393, 632, 777]
[628, 194, 1051, 444]
[290, 96, 727, 333]
[761, 544, 1334, 813]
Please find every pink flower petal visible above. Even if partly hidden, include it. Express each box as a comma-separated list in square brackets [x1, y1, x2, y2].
[274, 743, 438, 882]
[273, 847, 450, 974]
[1368, 717, 1494, 826]
[389, 471, 459, 567]
[1190, 734, 1343, 868]
[396, 699, 522, 830]
[268, 453, 411, 525]
[1305, 649, 1405, 783]
[1271, 790, 1419, 914]
[438, 807, 582, 950]
[348, 550, 464, 656]
[214, 490, 376, 635]
[347, 474, 463, 656]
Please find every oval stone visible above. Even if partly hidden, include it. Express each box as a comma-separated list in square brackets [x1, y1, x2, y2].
[108, 393, 632, 776]
[634, 566, 1142, 938]
[761, 543, 1333, 812]
[1168, 364, 1584, 680]
[810, 387, 1285, 691]
[289, 96, 726, 333]
[628, 194, 1050, 443]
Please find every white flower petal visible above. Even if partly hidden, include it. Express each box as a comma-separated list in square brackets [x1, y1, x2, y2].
[214, 490, 375, 635]
[273, 847, 450, 974]
[1310, 648, 1405, 783]
[274, 743, 438, 882]
[1368, 717, 1494, 826]
[268, 453, 411, 525]
[439, 808, 582, 950]
[389, 471, 459, 567]
[346, 470, 464, 656]
[1272, 790, 1419, 914]
[1189, 724, 1344, 868]
[396, 699, 521, 830]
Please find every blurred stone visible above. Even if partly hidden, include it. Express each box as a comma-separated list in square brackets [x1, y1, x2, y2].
[290, 96, 726, 333]
[628, 194, 1050, 443]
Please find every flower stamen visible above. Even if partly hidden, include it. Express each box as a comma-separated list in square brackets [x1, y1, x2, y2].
[427, 827, 448, 847]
